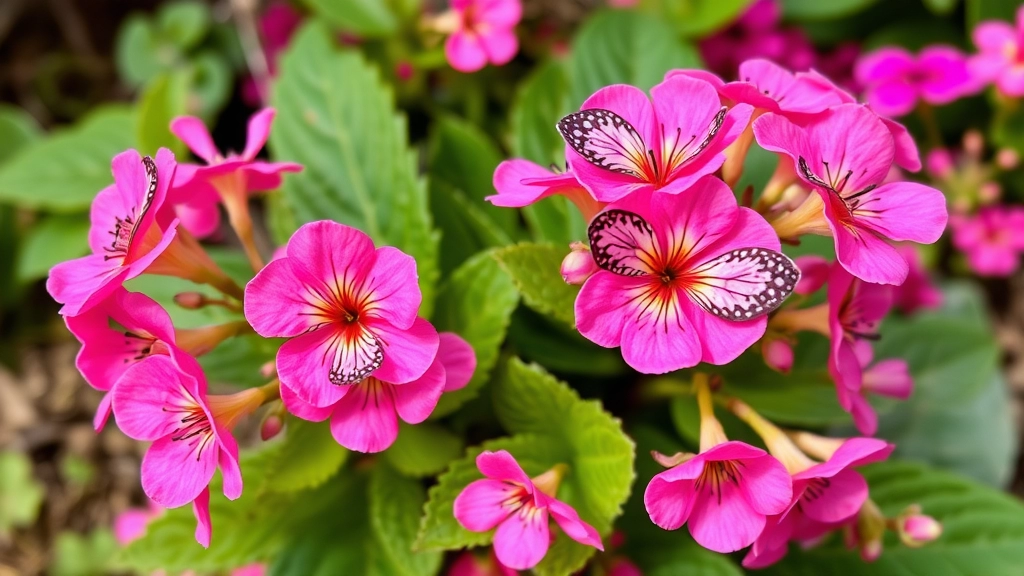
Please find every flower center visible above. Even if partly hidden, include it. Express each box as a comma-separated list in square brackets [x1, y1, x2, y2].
[122, 330, 163, 362]
[799, 477, 832, 507]
[694, 460, 744, 501]
[163, 386, 215, 461]
[105, 156, 159, 263]
[839, 281, 881, 342]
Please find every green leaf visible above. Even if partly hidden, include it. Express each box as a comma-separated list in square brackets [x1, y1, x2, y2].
[640, 0, 755, 37]
[384, 422, 465, 477]
[369, 464, 443, 576]
[266, 418, 348, 493]
[188, 51, 234, 119]
[0, 106, 136, 211]
[923, 0, 959, 15]
[966, 0, 1019, 29]
[780, 0, 883, 20]
[271, 22, 439, 311]
[157, 0, 212, 50]
[52, 529, 118, 576]
[765, 460, 1024, 575]
[299, 0, 398, 36]
[115, 15, 165, 87]
[199, 334, 281, 388]
[430, 181, 512, 274]
[508, 309, 627, 376]
[0, 104, 41, 165]
[16, 214, 90, 283]
[136, 73, 189, 156]
[493, 243, 579, 328]
[568, 10, 702, 107]
[511, 60, 569, 167]
[0, 451, 44, 534]
[430, 251, 520, 418]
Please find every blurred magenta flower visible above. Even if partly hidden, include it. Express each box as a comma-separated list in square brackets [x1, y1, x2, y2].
[699, 0, 816, 77]
[114, 500, 162, 545]
[448, 550, 518, 576]
[893, 245, 943, 314]
[243, 1, 304, 105]
[951, 206, 1024, 276]
[441, 0, 522, 73]
[851, 343, 913, 435]
[855, 46, 977, 117]
[454, 450, 603, 570]
[969, 6, 1024, 96]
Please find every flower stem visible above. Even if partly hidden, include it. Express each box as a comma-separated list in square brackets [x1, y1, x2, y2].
[257, 379, 281, 405]
[695, 373, 727, 452]
[728, 398, 815, 473]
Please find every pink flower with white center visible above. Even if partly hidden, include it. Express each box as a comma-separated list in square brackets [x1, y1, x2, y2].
[969, 6, 1024, 96]
[894, 245, 942, 314]
[47, 149, 179, 317]
[279, 331, 475, 452]
[439, 0, 522, 73]
[575, 177, 799, 374]
[245, 221, 438, 409]
[111, 353, 263, 547]
[556, 76, 753, 201]
[454, 450, 603, 570]
[950, 206, 1024, 277]
[488, 161, 605, 221]
[740, 432, 894, 569]
[754, 104, 947, 285]
[854, 46, 977, 117]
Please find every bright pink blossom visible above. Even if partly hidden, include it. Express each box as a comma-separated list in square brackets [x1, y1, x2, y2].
[645, 441, 792, 553]
[279, 331, 475, 452]
[561, 242, 599, 285]
[448, 550, 518, 576]
[969, 6, 1024, 96]
[47, 149, 179, 316]
[443, 0, 521, 73]
[557, 76, 753, 201]
[110, 354, 244, 548]
[575, 178, 799, 374]
[454, 450, 603, 570]
[855, 46, 977, 117]
[893, 245, 942, 314]
[245, 221, 438, 408]
[743, 438, 893, 568]
[488, 161, 604, 221]
[114, 500, 162, 545]
[950, 206, 1024, 277]
[849, 342, 913, 435]
[754, 104, 947, 285]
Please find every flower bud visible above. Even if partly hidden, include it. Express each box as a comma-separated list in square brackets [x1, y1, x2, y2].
[395, 60, 414, 82]
[260, 413, 283, 441]
[260, 360, 278, 379]
[561, 242, 598, 285]
[963, 129, 984, 158]
[174, 292, 206, 310]
[979, 181, 1001, 203]
[762, 338, 794, 374]
[997, 148, 1019, 170]
[924, 148, 954, 180]
[900, 514, 942, 547]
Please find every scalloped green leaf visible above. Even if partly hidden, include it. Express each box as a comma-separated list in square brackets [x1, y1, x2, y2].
[383, 422, 465, 478]
[266, 418, 348, 493]
[493, 243, 578, 328]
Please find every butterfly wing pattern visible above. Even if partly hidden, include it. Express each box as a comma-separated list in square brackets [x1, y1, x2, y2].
[327, 329, 384, 385]
[686, 248, 800, 321]
[588, 209, 659, 277]
[558, 109, 651, 179]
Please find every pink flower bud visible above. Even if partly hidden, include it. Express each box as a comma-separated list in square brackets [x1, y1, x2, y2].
[963, 130, 984, 158]
[900, 514, 942, 547]
[259, 360, 277, 379]
[260, 413, 283, 441]
[924, 148, 954, 179]
[979, 181, 1002, 203]
[395, 60, 414, 82]
[997, 148, 1019, 170]
[762, 338, 793, 374]
[561, 242, 598, 285]
[174, 292, 206, 310]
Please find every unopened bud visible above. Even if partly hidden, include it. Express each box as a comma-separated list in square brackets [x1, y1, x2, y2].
[762, 338, 793, 374]
[997, 148, 1019, 170]
[979, 181, 1002, 203]
[174, 292, 206, 309]
[924, 148, 954, 179]
[896, 505, 941, 547]
[561, 242, 599, 285]
[260, 413, 283, 441]
[395, 60, 414, 82]
[963, 129, 984, 158]
[260, 360, 278, 379]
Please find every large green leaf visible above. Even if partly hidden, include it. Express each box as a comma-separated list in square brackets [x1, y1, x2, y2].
[265, 418, 348, 493]
[136, 72, 191, 156]
[0, 451, 44, 535]
[368, 464, 443, 576]
[16, 214, 90, 283]
[0, 104, 41, 165]
[640, 0, 755, 36]
[765, 461, 1024, 575]
[780, 0, 883, 20]
[493, 243, 579, 328]
[383, 422, 465, 477]
[568, 10, 702, 108]
[0, 106, 136, 212]
[511, 60, 569, 168]
[508, 308, 627, 376]
[270, 22, 440, 311]
[299, 0, 398, 37]
[966, 0, 1019, 28]
[430, 251, 520, 417]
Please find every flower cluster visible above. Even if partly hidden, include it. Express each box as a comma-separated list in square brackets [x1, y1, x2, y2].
[47, 108, 476, 548]
[481, 54, 947, 568]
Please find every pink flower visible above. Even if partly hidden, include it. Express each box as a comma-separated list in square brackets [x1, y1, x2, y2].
[448, 550, 518, 576]
[899, 513, 942, 547]
[279, 331, 475, 452]
[114, 500, 162, 545]
[951, 206, 1024, 277]
[575, 178, 799, 374]
[698, 0, 816, 77]
[111, 354, 253, 547]
[454, 450, 603, 570]
[47, 149, 179, 317]
[754, 104, 947, 285]
[645, 441, 792, 553]
[969, 6, 1024, 96]
[743, 437, 893, 568]
[244, 221, 439, 408]
[443, 0, 522, 73]
[762, 337, 794, 374]
[488, 161, 604, 221]
[854, 46, 977, 117]
[893, 245, 942, 314]
[849, 343, 912, 435]
[242, 2, 304, 105]
[556, 76, 753, 201]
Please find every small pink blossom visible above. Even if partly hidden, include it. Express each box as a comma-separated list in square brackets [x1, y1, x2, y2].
[488, 161, 604, 221]
[556, 76, 753, 201]
[969, 6, 1024, 96]
[893, 245, 942, 314]
[245, 221, 438, 408]
[560, 242, 599, 285]
[950, 206, 1024, 277]
[448, 550, 518, 576]
[443, 0, 522, 73]
[279, 331, 475, 452]
[849, 343, 913, 435]
[47, 149, 179, 317]
[454, 450, 603, 570]
[645, 441, 792, 553]
[111, 354, 249, 547]
[855, 46, 977, 117]
[762, 338, 794, 374]
[575, 178, 798, 374]
[899, 513, 942, 547]
[114, 500, 163, 545]
[754, 104, 947, 285]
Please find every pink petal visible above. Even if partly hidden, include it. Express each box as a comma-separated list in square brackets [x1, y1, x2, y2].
[823, 198, 909, 285]
[275, 329, 350, 408]
[478, 0, 522, 27]
[479, 28, 518, 66]
[284, 221, 377, 299]
[141, 434, 218, 508]
[646, 177, 742, 261]
[476, 450, 531, 484]
[794, 255, 830, 295]
[575, 272, 634, 349]
[170, 117, 219, 164]
[219, 443, 243, 500]
[392, 356, 446, 424]
[437, 332, 477, 392]
[855, 47, 916, 86]
[279, 382, 336, 422]
[328, 380, 399, 453]
[918, 46, 976, 104]
[864, 359, 913, 399]
[849, 393, 879, 435]
[973, 21, 1016, 53]
[114, 508, 154, 545]
[488, 160, 580, 208]
[620, 296, 702, 373]
[882, 117, 923, 172]
[687, 476, 766, 553]
[644, 472, 697, 530]
[453, 479, 515, 531]
[546, 496, 604, 550]
[865, 80, 919, 117]
[88, 184, 123, 254]
[701, 441, 769, 462]
[46, 255, 125, 317]
[244, 258, 321, 338]
[371, 317, 439, 385]
[737, 454, 793, 516]
[111, 355, 197, 441]
[241, 108, 275, 161]
[174, 194, 222, 239]
[446, 32, 488, 73]
[996, 65, 1024, 96]
[93, 392, 113, 432]
[493, 512, 550, 570]
[243, 161, 303, 193]
[795, 469, 868, 524]
[365, 246, 423, 330]
[795, 438, 893, 480]
[854, 181, 947, 244]
[193, 487, 212, 548]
